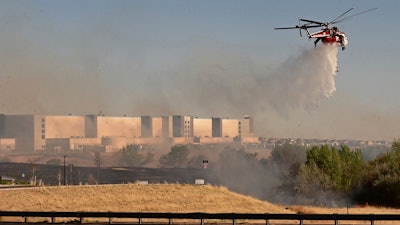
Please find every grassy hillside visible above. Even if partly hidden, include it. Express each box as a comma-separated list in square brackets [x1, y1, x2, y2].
[0, 184, 291, 213]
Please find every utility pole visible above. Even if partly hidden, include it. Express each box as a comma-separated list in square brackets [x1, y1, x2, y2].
[95, 152, 100, 184]
[63, 155, 66, 185]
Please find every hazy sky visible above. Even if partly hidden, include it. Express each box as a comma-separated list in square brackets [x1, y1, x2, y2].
[0, 0, 399, 141]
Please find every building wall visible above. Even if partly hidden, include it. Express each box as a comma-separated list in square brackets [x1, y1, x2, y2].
[222, 119, 239, 138]
[241, 136, 259, 143]
[0, 114, 254, 152]
[183, 116, 193, 137]
[152, 117, 163, 137]
[212, 118, 222, 137]
[44, 115, 85, 138]
[3, 115, 33, 139]
[239, 116, 254, 137]
[101, 137, 163, 152]
[0, 138, 15, 151]
[101, 136, 128, 151]
[163, 116, 173, 138]
[85, 115, 98, 138]
[97, 116, 141, 138]
[172, 115, 193, 137]
[3, 115, 35, 152]
[33, 115, 46, 151]
[172, 116, 183, 137]
[46, 138, 70, 152]
[141, 116, 152, 137]
[70, 138, 102, 151]
[0, 114, 5, 138]
[173, 137, 194, 145]
[193, 118, 212, 137]
[197, 137, 233, 144]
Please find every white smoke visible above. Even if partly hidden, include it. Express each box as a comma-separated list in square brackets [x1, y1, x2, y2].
[266, 45, 339, 114]
[166, 44, 339, 118]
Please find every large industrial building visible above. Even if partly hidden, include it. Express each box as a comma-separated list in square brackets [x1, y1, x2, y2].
[0, 114, 257, 152]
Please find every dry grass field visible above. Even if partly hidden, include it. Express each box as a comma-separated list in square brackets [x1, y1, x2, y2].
[1, 184, 400, 214]
[2, 184, 400, 224]
[0, 184, 291, 213]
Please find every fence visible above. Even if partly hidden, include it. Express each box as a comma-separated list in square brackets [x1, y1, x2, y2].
[1, 211, 400, 224]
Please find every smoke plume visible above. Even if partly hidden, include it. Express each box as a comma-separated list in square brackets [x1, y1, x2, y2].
[163, 44, 339, 119]
[267, 45, 338, 113]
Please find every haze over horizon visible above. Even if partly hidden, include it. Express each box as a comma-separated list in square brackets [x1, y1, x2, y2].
[0, 1, 398, 141]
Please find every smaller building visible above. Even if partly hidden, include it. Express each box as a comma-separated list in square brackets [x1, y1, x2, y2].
[0, 138, 15, 152]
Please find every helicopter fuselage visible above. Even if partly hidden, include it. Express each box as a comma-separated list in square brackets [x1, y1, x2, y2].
[308, 28, 348, 50]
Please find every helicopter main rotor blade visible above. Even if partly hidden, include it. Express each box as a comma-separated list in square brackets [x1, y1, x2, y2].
[332, 7, 378, 24]
[274, 26, 299, 30]
[330, 8, 354, 23]
[299, 18, 324, 25]
[304, 25, 324, 28]
[275, 24, 322, 30]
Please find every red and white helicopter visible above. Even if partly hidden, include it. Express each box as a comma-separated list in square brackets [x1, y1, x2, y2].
[275, 8, 377, 50]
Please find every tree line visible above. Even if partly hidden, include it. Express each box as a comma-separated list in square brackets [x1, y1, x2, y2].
[258, 140, 400, 207]
[117, 140, 400, 207]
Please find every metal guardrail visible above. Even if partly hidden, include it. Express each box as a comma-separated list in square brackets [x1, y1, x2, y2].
[1, 211, 400, 224]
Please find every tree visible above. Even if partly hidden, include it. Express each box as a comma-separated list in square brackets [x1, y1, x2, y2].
[47, 158, 62, 165]
[270, 143, 306, 172]
[296, 145, 363, 196]
[30, 163, 37, 185]
[296, 161, 333, 196]
[57, 169, 62, 186]
[94, 152, 101, 184]
[120, 145, 154, 167]
[266, 145, 306, 201]
[355, 139, 400, 207]
[159, 145, 190, 168]
[271, 143, 306, 163]
[337, 145, 363, 192]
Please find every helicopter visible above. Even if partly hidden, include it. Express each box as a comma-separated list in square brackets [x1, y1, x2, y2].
[275, 8, 377, 50]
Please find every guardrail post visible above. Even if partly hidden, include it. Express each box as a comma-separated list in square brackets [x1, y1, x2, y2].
[3, 211, 399, 225]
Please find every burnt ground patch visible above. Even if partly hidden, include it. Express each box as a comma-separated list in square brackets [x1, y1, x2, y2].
[0, 162, 216, 186]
